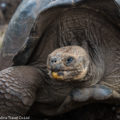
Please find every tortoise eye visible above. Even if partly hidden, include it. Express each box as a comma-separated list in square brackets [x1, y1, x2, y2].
[66, 57, 74, 66]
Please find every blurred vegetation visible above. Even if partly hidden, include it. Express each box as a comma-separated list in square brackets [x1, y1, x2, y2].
[0, 0, 21, 48]
[0, 24, 7, 48]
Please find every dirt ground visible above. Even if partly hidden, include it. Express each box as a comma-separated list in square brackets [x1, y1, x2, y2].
[0, 0, 120, 120]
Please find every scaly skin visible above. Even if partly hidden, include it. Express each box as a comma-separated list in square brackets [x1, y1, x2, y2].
[0, 66, 41, 117]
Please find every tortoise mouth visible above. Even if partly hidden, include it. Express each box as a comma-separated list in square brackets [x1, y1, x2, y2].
[48, 68, 82, 75]
[47, 67, 82, 72]
[48, 68, 83, 80]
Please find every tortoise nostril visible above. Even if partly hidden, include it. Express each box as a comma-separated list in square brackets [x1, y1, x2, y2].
[50, 58, 57, 64]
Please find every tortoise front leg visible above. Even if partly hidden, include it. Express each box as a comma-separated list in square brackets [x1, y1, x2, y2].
[0, 66, 42, 116]
[71, 85, 120, 101]
[58, 85, 120, 113]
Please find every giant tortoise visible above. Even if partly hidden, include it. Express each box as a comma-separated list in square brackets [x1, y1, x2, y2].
[0, 0, 120, 118]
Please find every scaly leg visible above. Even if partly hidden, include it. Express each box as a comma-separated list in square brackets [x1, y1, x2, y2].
[0, 66, 42, 117]
[58, 85, 120, 113]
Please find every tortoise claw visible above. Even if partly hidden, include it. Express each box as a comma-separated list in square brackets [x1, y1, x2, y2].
[92, 85, 113, 100]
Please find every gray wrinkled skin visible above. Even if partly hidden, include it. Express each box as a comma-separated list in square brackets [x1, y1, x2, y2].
[0, 0, 120, 118]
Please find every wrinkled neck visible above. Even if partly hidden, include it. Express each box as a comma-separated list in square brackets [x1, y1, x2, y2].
[80, 43, 105, 87]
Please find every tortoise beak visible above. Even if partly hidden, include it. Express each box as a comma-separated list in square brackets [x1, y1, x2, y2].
[52, 72, 64, 79]
[52, 72, 63, 79]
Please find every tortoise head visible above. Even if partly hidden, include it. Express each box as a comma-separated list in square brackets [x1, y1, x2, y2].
[47, 46, 90, 81]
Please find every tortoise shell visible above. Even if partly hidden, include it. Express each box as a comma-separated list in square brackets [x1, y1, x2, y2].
[0, 0, 120, 70]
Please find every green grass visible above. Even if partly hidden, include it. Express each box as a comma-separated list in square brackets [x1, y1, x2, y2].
[0, 41, 1, 46]
[0, 32, 4, 48]
[0, 25, 8, 48]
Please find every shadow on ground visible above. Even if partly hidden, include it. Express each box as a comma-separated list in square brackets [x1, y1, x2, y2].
[30, 103, 120, 120]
